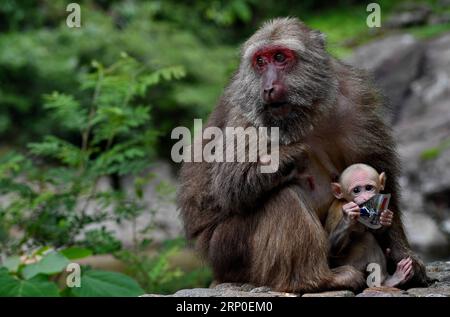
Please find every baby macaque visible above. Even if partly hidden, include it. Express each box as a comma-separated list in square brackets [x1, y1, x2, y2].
[325, 163, 413, 287]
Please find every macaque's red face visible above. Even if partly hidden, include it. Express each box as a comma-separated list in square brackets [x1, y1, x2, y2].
[342, 170, 382, 205]
[252, 47, 296, 117]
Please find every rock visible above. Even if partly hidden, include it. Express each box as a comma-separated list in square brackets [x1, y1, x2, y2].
[356, 287, 412, 297]
[408, 281, 450, 297]
[438, 0, 450, 8]
[393, 34, 450, 258]
[142, 262, 450, 297]
[171, 287, 297, 297]
[426, 261, 450, 283]
[302, 290, 354, 297]
[428, 14, 450, 25]
[241, 283, 259, 292]
[347, 34, 424, 124]
[144, 283, 298, 297]
[250, 286, 273, 293]
[148, 283, 300, 297]
[214, 283, 247, 291]
[385, 4, 432, 28]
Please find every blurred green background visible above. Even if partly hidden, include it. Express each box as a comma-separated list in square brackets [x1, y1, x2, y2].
[1, 0, 449, 297]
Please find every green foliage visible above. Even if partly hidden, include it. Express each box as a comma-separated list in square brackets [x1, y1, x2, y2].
[2, 0, 448, 147]
[0, 248, 144, 297]
[0, 268, 60, 297]
[22, 251, 70, 280]
[116, 238, 213, 294]
[409, 22, 450, 39]
[0, 52, 197, 296]
[70, 269, 144, 297]
[0, 1, 236, 149]
[0, 54, 181, 253]
[82, 228, 122, 254]
[421, 138, 450, 160]
[60, 247, 93, 260]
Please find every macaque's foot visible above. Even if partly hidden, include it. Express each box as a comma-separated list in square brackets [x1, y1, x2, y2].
[383, 257, 414, 287]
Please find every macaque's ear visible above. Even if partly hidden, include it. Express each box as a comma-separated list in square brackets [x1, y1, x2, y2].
[379, 172, 386, 191]
[310, 30, 326, 48]
[331, 182, 344, 199]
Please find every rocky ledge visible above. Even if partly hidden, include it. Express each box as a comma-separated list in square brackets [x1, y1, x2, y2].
[142, 261, 450, 297]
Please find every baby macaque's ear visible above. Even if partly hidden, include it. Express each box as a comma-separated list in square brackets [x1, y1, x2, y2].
[379, 172, 387, 191]
[331, 182, 344, 199]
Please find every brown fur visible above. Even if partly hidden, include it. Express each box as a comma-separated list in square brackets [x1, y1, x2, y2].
[325, 200, 390, 282]
[177, 17, 430, 293]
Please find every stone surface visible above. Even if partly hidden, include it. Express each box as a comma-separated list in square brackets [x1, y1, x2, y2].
[143, 261, 450, 297]
[302, 290, 354, 297]
[408, 283, 450, 297]
[385, 4, 432, 28]
[356, 287, 413, 297]
[347, 34, 424, 124]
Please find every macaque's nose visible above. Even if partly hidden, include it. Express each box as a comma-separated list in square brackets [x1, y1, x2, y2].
[356, 193, 375, 205]
[263, 84, 284, 103]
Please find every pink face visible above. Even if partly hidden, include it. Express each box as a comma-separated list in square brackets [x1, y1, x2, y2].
[343, 170, 380, 205]
[252, 47, 296, 70]
[252, 47, 296, 113]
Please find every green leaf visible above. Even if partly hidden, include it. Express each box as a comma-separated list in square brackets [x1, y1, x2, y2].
[70, 270, 144, 297]
[21, 252, 70, 280]
[43, 92, 87, 130]
[2, 256, 21, 272]
[420, 147, 440, 160]
[60, 247, 93, 260]
[0, 268, 60, 297]
[0, 152, 26, 177]
[231, 0, 252, 22]
[28, 136, 85, 167]
[137, 65, 185, 95]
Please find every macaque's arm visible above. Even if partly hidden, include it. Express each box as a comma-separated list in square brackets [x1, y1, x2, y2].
[211, 142, 308, 214]
[325, 200, 356, 256]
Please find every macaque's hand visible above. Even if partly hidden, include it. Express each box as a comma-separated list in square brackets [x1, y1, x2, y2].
[342, 202, 360, 225]
[380, 209, 394, 227]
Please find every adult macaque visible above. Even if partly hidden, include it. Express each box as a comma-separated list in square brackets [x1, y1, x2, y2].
[178, 17, 430, 293]
[325, 164, 413, 287]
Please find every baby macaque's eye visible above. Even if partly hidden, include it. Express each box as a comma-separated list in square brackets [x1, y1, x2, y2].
[352, 187, 361, 194]
[365, 185, 374, 191]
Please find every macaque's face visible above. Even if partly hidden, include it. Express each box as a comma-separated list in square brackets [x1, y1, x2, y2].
[342, 170, 382, 205]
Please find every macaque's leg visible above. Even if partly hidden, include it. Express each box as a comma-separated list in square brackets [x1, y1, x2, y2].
[379, 198, 431, 286]
[333, 232, 388, 286]
[383, 257, 414, 287]
[340, 232, 414, 288]
[250, 186, 365, 293]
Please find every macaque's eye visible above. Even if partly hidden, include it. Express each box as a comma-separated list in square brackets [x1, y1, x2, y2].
[365, 185, 374, 191]
[352, 187, 361, 194]
[256, 56, 265, 67]
[274, 52, 286, 63]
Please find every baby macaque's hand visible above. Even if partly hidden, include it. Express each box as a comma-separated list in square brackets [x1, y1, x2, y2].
[380, 209, 394, 227]
[342, 202, 360, 225]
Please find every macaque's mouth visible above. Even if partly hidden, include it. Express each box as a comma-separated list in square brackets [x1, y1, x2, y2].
[265, 102, 292, 117]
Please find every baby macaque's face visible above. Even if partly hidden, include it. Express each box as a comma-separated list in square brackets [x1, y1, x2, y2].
[342, 170, 382, 205]
[331, 164, 386, 205]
